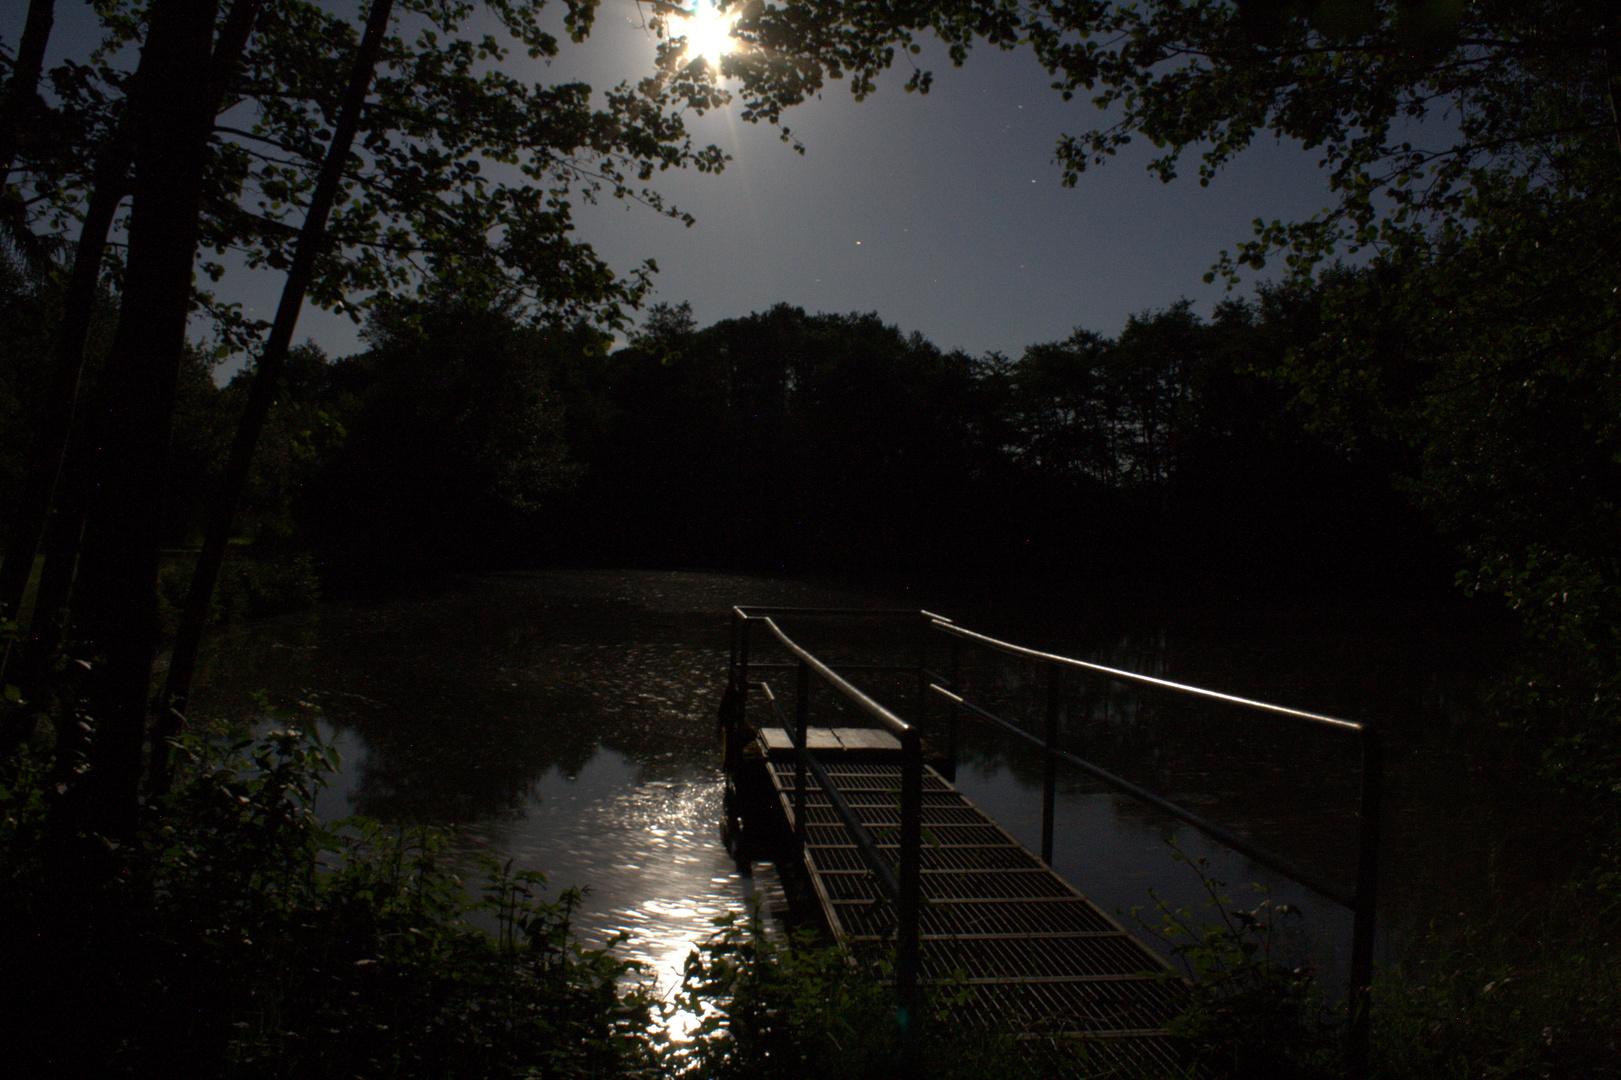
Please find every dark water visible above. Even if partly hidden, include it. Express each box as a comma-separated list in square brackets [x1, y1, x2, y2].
[187, 570, 892, 1016]
[187, 568, 1588, 1005]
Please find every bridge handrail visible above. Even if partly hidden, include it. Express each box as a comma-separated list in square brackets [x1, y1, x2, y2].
[931, 619, 1363, 732]
[928, 683, 1354, 907]
[751, 680, 904, 903]
[752, 614, 913, 739]
[726, 607, 924, 1033]
[928, 614, 1381, 1080]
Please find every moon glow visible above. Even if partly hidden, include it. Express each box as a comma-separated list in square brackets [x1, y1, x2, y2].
[683, 2, 738, 69]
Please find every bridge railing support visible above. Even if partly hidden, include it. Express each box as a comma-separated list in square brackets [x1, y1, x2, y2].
[794, 657, 808, 846]
[926, 618, 1382, 1080]
[729, 607, 928, 1070]
[942, 637, 961, 782]
[1347, 726, 1383, 1080]
[1042, 665, 1062, 866]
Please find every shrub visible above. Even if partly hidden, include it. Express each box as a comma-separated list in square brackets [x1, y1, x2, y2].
[0, 723, 658, 1079]
[1136, 847, 1341, 1079]
[669, 904, 1077, 1080]
[1368, 873, 1621, 1080]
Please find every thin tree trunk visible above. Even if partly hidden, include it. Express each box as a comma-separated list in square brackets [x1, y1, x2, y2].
[1606, 20, 1621, 161]
[208, 0, 262, 107]
[0, 173, 124, 642]
[0, 0, 58, 270]
[0, 174, 120, 762]
[0, 0, 59, 647]
[0, 0, 56, 186]
[0, 0, 263, 664]
[158, 0, 395, 753]
[69, 0, 220, 839]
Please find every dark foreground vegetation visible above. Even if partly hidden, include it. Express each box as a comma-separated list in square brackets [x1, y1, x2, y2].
[2, 723, 660, 1079]
[4, 717, 1618, 1079]
[3, 0, 1621, 1077]
[0, 712, 1093, 1079]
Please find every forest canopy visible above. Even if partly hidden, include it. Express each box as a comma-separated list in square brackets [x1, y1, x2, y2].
[2, 0, 1618, 827]
[692, 0, 1621, 795]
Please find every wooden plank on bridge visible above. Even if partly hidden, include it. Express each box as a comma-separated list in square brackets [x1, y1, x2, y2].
[757, 726, 902, 757]
[756, 740, 1190, 1073]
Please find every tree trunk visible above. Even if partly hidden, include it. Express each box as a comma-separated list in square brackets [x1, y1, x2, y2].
[0, 0, 264, 668]
[0, 0, 57, 187]
[0, 172, 125, 643]
[158, 0, 395, 764]
[68, 0, 220, 838]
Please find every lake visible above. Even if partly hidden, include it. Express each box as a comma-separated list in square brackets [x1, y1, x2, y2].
[186, 567, 1587, 1005]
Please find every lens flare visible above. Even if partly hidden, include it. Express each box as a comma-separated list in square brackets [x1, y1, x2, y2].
[683, 2, 737, 69]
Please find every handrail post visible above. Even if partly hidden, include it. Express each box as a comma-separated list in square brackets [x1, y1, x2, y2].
[794, 657, 809, 845]
[1347, 725, 1383, 1080]
[914, 612, 929, 736]
[729, 608, 740, 686]
[1042, 665, 1062, 865]
[944, 636, 961, 782]
[896, 725, 924, 1073]
[724, 612, 751, 773]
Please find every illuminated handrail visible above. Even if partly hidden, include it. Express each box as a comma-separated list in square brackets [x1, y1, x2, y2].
[926, 683, 1354, 906]
[725, 607, 924, 1042]
[720, 604, 1382, 1080]
[928, 616, 1381, 1080]
[751, 681, 902, 903]
[755, 616, 914, 738]
[931, 618, 1363, 731]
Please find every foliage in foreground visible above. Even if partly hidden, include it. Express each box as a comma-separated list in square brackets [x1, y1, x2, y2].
[0, 726, 659, 1079]
[0, 716, 1154, 1080]
[670, 905, 1092, 1080]
[1138, 845, 1621, 1080]
[5, 717, 1619, 1080]
[1137, 849, 1340, 1080]
[1366, 865, 1621, 1080]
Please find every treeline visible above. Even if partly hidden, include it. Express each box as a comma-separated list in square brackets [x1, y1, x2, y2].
[0, 262, 1443, 611]
[545, 297, 1436, 588]
[4, 0, 1614, 830]
[0, 279, 593, 607]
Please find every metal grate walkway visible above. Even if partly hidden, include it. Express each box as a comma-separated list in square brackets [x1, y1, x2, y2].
[762, 747, 1191, 1072]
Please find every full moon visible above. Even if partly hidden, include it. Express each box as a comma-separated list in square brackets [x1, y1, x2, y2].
[683, 1, 738, 68]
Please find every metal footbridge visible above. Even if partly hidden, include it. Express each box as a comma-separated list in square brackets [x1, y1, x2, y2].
[721, 607, 1383, 1078]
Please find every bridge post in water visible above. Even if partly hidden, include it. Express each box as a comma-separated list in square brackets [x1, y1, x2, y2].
[794, 658, 809, 845]
[723, 610, 750, 772]
[1041, 665, 1063, 866]
[1348, 726, 1384, 1080]
[896, 725, 923, 1075]
[912, 615, 928, 744]
[943, 638, 961, 781]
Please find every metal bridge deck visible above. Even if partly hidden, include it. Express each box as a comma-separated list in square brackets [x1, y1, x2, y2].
[760, 737, 1190, 1072]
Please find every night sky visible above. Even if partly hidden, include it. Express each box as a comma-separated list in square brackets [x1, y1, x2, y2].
[556, 2, 1340, 358]
[13, 0, 1343, 362]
